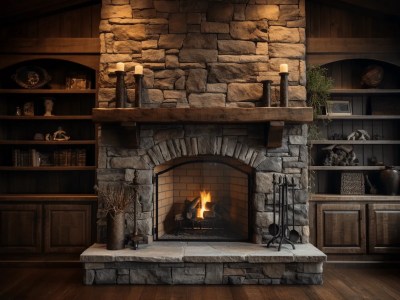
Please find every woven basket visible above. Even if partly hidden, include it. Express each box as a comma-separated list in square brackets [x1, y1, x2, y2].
[340, 172, 365, 195]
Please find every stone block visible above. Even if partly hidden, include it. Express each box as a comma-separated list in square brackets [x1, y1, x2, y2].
[227, 83, 262, 102]
[207, 83, 227, 93]
[207, 3, 234, 22]
[95, 269, 117, 285]
[218, 40, 256, 55]
[186, 69, 208, 93]
[117, 274, 130, 284]
[288, 85, 306, 101]
[83, 269, 95, 285]
[110, 157, 149, 169]
[179, 49, 218, 63]
[208, 63, 257, 83]
[227, 276, 245, 285]
[142, 49, 165, 62]
[172, 267, 206, 284]
[158, 34, 185, 49]
[303, 262, 324, 274]
[269, 26, 300, 43]
[166, 55, 179, 68]
[279, 5, 300, 21]
[130, 268, 172, 284]
[101, 5, 132, 19]
[201, 22, 229, 34]
[142, 40, 158, 49]
[256, 157, 282, 172]
[230, 21, 268, 41]
[154, 128, 184, 143]
[134, 170, 152, 184]
[131, 0, 154, 9]
[253, 193, 266, 212]
[259, 278, 272, 285]
[223, 268, 246, 276]
[169, 13, 187, 33]
[183, 33, 217, 49]
[163, 90, 187, 101]
[113, 41, 142, 53]
[154, 0, 179, 13]
[289, 135, 307, 145]
[188, 93, 226, 108]
[295, 273, 323, 285]
[262, 264, 285, 278]
[256, 42, 268, 55]
[255, 172, 274, 193]
[269, 43, 305, 59]
[245, 5, 279, 20]
[113, 24, 146, 41]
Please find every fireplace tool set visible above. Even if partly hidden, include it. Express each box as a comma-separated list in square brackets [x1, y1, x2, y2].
[267, 174, 301, 251]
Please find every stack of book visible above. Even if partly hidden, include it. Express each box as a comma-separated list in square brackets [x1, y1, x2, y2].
[12, 148, 86, 167]
[12, 149, 40, 167]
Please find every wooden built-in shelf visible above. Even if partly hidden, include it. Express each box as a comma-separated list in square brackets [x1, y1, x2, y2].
[316, 115, 400, 120]
[0, 115, 92, 120]
[0, 89, 97, 94]
[0, 166, 96, 171]
[309, 140, 400, 145]
[330, 89, 400, 94]
[0, 140, 96, 145]
[309, 166, 388, 171]
[310, 194, 400, 202]
[0, 194, 97, 202]
[92, 107, 313, 124]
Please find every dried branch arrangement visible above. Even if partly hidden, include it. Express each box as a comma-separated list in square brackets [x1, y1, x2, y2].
[95, 184, 135, 214]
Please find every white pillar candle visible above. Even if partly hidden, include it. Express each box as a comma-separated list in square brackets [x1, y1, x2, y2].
[135, 65, 143, 75]
[116, 62, 125, 72]
[280, 64, 288, 73]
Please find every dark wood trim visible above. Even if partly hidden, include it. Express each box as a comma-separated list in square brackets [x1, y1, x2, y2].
[0, 38, 100, 54]
[0, 194, 97, 202]
[307, 38, 400, 66]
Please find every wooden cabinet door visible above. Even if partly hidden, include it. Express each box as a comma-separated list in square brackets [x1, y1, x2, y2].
[317, 204, 366, 254]
[44, 204, 91, 253]
[0, 204, 42, 253]
[369, 204, 400, 254]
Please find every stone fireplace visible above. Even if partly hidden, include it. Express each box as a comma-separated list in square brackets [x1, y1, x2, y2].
[81, 0, 326, 286]
[97, 0, 308, 244]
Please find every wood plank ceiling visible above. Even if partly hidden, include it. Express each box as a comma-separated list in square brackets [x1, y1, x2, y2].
[0, 0, 101, 25]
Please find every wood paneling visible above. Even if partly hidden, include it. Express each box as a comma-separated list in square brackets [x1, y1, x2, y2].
[0, 204, 42, 253]
[317, 203, 366, 253]
[369, 203, 400, 253]
[44, 204, 91, 253]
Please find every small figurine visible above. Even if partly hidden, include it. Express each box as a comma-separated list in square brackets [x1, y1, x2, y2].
[347, 129, 370, 140]
[23, 102, 34, 116]
[53, 127, 70, 141]
[43, 98, 54, 116]
[53, 126, 71, 141]
[15, 106, 21, 116]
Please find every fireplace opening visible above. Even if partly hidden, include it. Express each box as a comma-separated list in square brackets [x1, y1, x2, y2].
[155, 159, 251, 241]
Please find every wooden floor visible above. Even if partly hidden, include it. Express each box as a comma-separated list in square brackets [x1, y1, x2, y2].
[0, 264, 400, 300]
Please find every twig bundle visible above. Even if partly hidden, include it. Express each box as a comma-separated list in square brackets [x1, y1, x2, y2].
[95, 184, 135, 214]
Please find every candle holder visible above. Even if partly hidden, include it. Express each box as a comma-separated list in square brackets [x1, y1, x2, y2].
[279, 72, 289, 107]
[261, 80, 273, 107]
[134, 74, 143, 108]
[115, 71, 128, 108]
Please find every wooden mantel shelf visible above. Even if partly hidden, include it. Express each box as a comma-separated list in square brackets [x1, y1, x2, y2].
[92, 107, 312, 149]
[92, 107, 313, 124]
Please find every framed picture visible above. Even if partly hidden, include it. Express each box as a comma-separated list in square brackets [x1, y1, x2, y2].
[66, 73, 90, 90]
[326, 101, 352, 116]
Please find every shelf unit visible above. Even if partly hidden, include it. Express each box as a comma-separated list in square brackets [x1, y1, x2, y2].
[309, 59, 400, 257]
[0, 59, 97, 254]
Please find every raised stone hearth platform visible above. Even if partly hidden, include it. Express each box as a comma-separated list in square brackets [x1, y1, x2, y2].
[81, 242, 326, 285]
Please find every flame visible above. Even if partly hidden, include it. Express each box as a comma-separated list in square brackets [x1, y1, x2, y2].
[196, 190, 212, 219]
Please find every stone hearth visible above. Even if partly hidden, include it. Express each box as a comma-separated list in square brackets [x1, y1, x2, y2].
[81, 243, 326, 285]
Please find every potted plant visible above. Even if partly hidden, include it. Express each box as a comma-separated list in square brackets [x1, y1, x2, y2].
[95, 184, 135, 250]
[306, 65, 334, 139]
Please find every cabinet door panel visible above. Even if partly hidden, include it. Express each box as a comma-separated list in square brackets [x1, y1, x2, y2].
[44, 204, 91, 253]
[317, 204, 366, 254]
[0, 204, 42, 253]
[369, 204, 400, 253]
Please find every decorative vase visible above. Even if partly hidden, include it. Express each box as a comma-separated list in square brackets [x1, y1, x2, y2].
[106, 211, 125, 250]
[380, 166, 399, 195]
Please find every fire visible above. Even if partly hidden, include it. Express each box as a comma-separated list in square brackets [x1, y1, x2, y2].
[196, 190, 212, 219]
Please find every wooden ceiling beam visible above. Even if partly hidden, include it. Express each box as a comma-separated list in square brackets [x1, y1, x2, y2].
[337, 0, 400, 17]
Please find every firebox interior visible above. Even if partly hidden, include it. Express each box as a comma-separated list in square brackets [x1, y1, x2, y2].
[155, 160, 250, 241]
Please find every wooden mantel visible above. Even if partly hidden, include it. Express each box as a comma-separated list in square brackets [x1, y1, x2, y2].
[92, 107, 313, 149]
[92, 107, 313, 124]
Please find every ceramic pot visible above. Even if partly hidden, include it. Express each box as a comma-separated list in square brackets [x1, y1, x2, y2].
[380, 167, 399, 195]
[106, 211, 125, 250]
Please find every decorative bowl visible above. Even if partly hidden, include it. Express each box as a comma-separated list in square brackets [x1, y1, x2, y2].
[12, 66, 51, 89]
